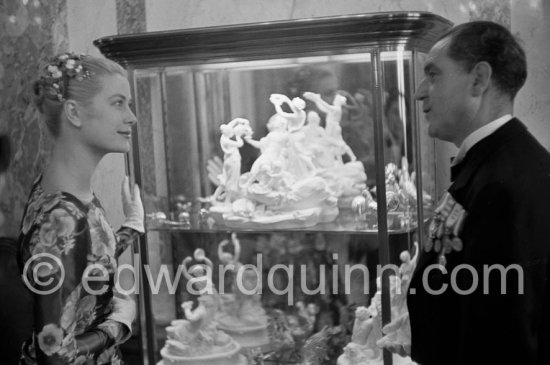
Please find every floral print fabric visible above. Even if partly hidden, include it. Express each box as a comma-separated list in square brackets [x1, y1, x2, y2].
[18, 178, 139, 364]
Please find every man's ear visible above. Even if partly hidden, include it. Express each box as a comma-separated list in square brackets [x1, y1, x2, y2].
[64, 100, 82, 128]
[471, 61, 492, 97]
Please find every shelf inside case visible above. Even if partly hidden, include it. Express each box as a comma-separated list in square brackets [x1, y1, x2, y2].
[146, 208, 432, 234]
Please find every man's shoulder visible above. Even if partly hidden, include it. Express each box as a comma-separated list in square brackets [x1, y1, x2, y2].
[488, 119, 550, 170]
[466, 120, 550, 197]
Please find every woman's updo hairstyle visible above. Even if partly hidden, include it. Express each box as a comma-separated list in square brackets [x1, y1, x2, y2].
[33, 52, 127, 137]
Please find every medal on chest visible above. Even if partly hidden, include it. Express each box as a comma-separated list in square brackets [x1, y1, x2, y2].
[426, 192, 467, 266]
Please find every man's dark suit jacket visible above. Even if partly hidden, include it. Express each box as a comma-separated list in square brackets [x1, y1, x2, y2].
[408, 119, 550, 365]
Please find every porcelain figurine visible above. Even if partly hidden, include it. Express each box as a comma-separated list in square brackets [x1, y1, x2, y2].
[215, 118, 251, 204]
[160, 249, 246, 365]
[243, 113, 289, 178]
[216, 263, 270, 350]
[303, 91, 357, 163]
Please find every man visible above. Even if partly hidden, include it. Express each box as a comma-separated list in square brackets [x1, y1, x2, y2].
[407, 21, 550, 364]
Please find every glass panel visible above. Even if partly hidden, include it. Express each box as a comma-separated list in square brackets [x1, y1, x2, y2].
[141, 54, 401, 233]
[378, 50, 429, 249]
[133, 71, 178, 348]
[413, 51, 437, 212]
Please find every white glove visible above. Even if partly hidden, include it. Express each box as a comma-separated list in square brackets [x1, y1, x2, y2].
[121, 176, 145, 233]
[102, 291, 136, 344]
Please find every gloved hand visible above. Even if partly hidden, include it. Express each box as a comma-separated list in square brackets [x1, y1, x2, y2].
[75, 329, 113, 357]
[107, 291, 136, 332]
[121, 176, 145, 234]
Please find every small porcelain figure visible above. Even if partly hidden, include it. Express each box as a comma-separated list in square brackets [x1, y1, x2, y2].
[350, 306, 381, 353]
[218, 124, 243, 201]
[218, 232, 241, 269]
[215, 118, 250, 204]
[269, 93, 307, 132]
[216, 262, 270, 350]
[269, 93, 316, 179]
[165, 295, 224, 349]
[161, 247, 246, 364]
[244, 113, 289, 178]
[217, 232, 242, 293]
[161, 294, 246, 364]
[181, 248, 216, 295]
[376, 243, 419, 358]
[302, 110, 336, 168]
[303, 91, 357, 163]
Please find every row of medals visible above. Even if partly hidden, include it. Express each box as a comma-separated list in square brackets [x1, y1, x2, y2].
[426, 192, 467, 266]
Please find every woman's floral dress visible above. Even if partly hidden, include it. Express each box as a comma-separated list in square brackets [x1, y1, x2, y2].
[18, 177, 140, 364]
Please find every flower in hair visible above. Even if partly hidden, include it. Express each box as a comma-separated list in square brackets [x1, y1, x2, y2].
[40, 52, 92, 102]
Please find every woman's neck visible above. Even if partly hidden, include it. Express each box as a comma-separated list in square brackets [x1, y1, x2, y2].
[42, 140, 103, 201]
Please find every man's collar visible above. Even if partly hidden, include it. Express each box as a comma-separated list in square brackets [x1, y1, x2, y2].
[451, 114, 513, 167]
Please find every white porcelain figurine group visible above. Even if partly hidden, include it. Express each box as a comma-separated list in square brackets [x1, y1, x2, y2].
[210, 92, 367, 229]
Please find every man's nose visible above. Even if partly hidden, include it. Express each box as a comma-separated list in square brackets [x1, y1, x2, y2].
[414, 78, 427, 101]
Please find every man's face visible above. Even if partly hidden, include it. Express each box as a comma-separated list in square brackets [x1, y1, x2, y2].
[415, 38, 478, 146]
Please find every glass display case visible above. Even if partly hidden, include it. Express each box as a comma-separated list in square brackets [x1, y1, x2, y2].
[95, 11, 452, 365]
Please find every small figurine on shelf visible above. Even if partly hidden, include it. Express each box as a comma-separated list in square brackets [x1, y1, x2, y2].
[218, 232, 242, 268]
[165, 296, 221, 349]
[181, 248, 216, 295]
[243, 113, 289, 178]
[269, 93, 307, 132]
[303, 91, 357, 164]
[300, 91, 366, 199]
[160, 248, 246, 365]
[217, 232, 242, 292]
[376, 243, 419, 359]
[302, 110, 336, 168]
[352, 306, 381, 355]
[270, 93, 316, 179]
[215, 233, 270, 351]
[214, 118, 251, 204]
[337, 244, 419, 365]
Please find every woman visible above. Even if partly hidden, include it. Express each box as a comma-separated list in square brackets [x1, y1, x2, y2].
[18, 53, 144, 364]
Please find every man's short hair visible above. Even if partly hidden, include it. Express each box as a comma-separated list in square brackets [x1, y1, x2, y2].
[0, 134, 10, 174]
[437, 21, 527, 99]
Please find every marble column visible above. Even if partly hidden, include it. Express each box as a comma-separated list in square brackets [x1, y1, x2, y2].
[0, 0, 68, 237]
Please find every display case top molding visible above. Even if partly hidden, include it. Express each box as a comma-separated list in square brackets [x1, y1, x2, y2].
[94, 11, 452, 68]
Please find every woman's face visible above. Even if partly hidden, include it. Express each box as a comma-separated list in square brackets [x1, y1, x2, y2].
[78, 74, 136, 155]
